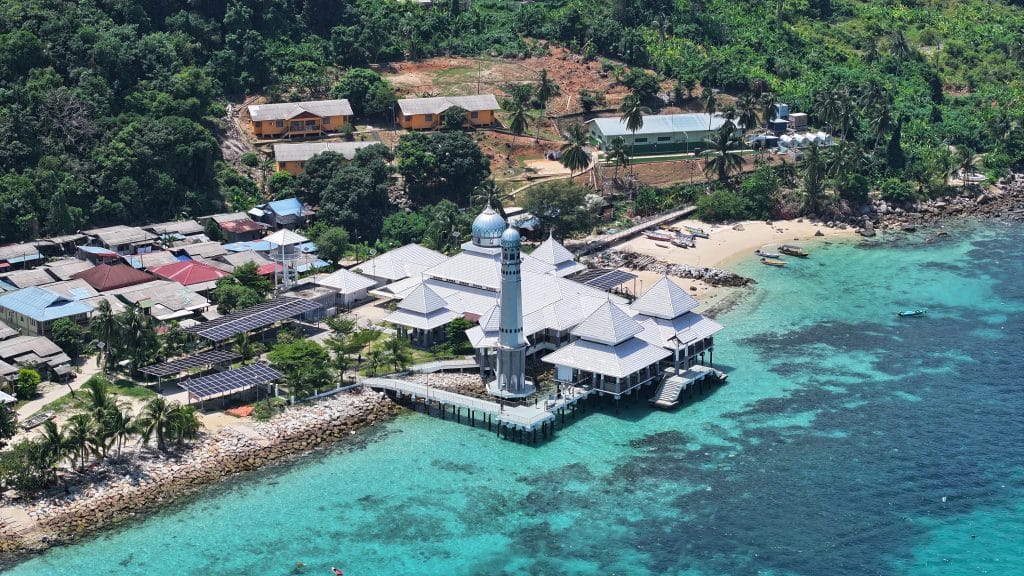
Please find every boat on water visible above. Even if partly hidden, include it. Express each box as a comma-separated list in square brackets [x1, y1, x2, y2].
[755, 249, 782, 258]
[643, 230, 676, 242]
[760, 257, 786, 267]
[684, 226, 710, 239]
[778, 244, 810, 257]
[898, 308, 928, 317]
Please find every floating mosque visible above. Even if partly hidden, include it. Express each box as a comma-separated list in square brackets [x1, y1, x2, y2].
[366, 203, 724, 411]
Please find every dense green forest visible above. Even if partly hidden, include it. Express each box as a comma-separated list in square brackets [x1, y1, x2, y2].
[3, 0, 1024, 244]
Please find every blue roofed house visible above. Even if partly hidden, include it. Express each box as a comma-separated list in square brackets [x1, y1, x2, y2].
[0, 286, 94, 337]
[251, 197, 313, 230]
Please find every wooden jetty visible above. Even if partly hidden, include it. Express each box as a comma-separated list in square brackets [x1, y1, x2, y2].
[361, 377, 595, 443]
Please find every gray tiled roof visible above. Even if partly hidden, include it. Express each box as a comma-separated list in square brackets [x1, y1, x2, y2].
[273, 142, 378, 162]
[316, 268, 376, 294]
[248, 99, 353, 122]
[541, 337, 671, 379]
[398, 284, 448, 314]
[571, 300, 643, 346]
[397, 94, 501, 116]
[630, 276, 699, 320]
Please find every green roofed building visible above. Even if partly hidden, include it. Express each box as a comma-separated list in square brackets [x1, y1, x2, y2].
[587, 113, 742, 155]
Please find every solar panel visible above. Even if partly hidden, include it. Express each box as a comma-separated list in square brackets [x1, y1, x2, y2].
[180, 362, 283, 401]
[139, 349, 242, 377]
[572, 268, 637, 291]
[184, 297, 322, 342]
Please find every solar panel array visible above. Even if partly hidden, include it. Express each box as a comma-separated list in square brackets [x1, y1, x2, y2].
[180, 362, 283, 401]
[184, 297, 322, 342]
[572, 268, 638, 291]
[139, 349, 242, 377]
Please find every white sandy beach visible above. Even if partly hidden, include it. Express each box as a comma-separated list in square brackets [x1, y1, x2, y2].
[616, 219, 857, 310]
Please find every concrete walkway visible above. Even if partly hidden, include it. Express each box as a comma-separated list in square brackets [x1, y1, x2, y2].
[16, 358, 104, 420]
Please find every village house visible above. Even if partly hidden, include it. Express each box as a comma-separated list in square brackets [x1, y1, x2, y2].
[0, 243, 44, 270]
[395, 94, 500, 130]
[250, 198, 313, 230]
[588, 113, 742, 155]
[82, 225, 159, 256]
[246, 99, 353, 139]
[144, 220, 206, 242]
[272, 142, 378, 175]
[0, 286, 93, 337]
[0, 335, 74, 380]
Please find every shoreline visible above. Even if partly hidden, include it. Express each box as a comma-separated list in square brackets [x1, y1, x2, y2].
[0, 388, 400, 566]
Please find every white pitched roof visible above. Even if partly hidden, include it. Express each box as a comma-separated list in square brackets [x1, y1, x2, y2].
[398, 284, 448, 314]
[571, 300, 643, 345]
[316, 268, 376, 294]
[630, 276, 699, 319]
[397, 94, 500, 115]
[248, 99, 353, 122]
[541, 337, 671, 379]
[273, 142, 377, 162]
[264, 229, 309, 247]
[634, 312, 724, 348]
[356, 244, 448, 282]
[385, 307, 459, 331]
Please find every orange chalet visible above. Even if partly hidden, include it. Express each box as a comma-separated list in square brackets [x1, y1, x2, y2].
[395, 94, 500, 130]
[246, 99, 353, 139]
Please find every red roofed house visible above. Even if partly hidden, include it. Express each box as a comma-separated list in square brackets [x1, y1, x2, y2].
[72, 263, 155, 292]
[220, 218, 265, 243]
[148, 261, 229, 293]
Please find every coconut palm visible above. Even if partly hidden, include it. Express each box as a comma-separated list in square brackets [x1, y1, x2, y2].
[534, 68, 560, 139]
[733, 94, 759, 133]
[92, 299, 118, 372]
[606, 136, 629, 180]
[701, 88, 719, 131]
[138, 396, 176, 451]
[759, 92, 777, 129]
[701, 126, 745, 183]
[382, 335, 413, 372]
[107, 406, 134, 458]
[802, 142, 829, 214]
[234, 332, 258, 364]
[167, 405, 202, 448]
[472, 180, 508, 220]
[64, 414, 95, 470]
[39, 419, 68, 470]
[954, 146, 977, 187]
[618, 93, 650, 174]
[506, 101, 529, 158]
[559, 122, 590, 180]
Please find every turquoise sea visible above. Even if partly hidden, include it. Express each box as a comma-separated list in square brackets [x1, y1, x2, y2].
[5, 220, 1023, 576]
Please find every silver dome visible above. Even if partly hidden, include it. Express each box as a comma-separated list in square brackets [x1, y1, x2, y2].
[472, 205, 506, 247]
[500, 226, 521, 247]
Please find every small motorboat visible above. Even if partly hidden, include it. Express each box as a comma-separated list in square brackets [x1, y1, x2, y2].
[643, 230, 675, 242]
[755, 249, 782, 258]
[684, 225, 710, 238]
[898, 308, 928, 317]
[671, 236, 694, 248]
[655, 242, 671, 248]
[332, 568, 344, 576]
[778, 244, 810, 257]
[760, 257, 786, 267]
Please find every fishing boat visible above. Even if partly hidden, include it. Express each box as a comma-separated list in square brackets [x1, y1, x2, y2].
[684, 225, 709, 239]
[778, 244, 810, 257]
[671, 236, 694, 248]
[898, 308, 928, 317]
[643, 230, 675, 242]
[760, 257, 786, 267]
[755, 249, 782, 258]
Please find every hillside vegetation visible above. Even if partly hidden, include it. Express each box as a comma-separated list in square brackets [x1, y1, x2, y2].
[2, 0, 1024, 243]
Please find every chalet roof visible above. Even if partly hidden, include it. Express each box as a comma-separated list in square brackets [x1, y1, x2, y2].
[385, 285, 459, 329]
[248, 99, 353, 122]
[149, 261, 229, 287]
[273, 142, 377, 162]
[630, 276, 699, 320]
[570, 300, 643, 346]
[397, 94, 501, 116]
[315, 268, 376, 294]
[72, 263, 155, 292]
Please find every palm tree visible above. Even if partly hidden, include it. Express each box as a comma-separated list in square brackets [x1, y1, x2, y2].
[701, 88, 719, 132]
[472, 180, 508, 220]
[107, 406, 134, 458]
[534, 68, 560, 139]
[383, 336, 412, 371]
[733, 94, 759, 134]
[167, 405, 202, 448]
[506, 101, 529, 158]
[234, 333, 258, 364]
[954, 146, 977, 187]
[559, 122, 590, 180]
[138, 396, 175, 451]
[39, 419, 68, 471]
[618, 93, 650, 174]
[83, 376, 115, 415]
[759, 93, 777, 130]
[802, 142, 828, 214]
[701, 126, 745, 183]
[606, 136, 629, 180]
[64, 414, 94, 470]
[365, 348, 388, 376]
[92, 299, 118, 372]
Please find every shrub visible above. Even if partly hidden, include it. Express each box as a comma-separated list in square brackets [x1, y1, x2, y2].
[879, 178, 915, 203]
[695, 189, 750, 222]
[240, 152, 259, 167]
[251, 397, 286, 421]
[15, 368, 41, 399]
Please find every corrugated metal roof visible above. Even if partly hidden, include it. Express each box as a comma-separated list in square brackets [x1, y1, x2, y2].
[181, 241, 228, 259]
[264, 198, 308, 218]
[630, 276, 699, 319]
[1, 268, 58, 289]
[273, 142, 377, 162]
[397, 94, 501, 116]
[590, 113, 733, 138]
[248, 99, 353, 122]
[0, 335, 65, 361]
[44, 258, 95, 281]
[145, 220, 205, 236]
[264, 229, 309, 247]
[355, 244, 448, 281]
[0, 286, 93, 322]
[149, 261, 229, 286]
[81, 225, 157, 247]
